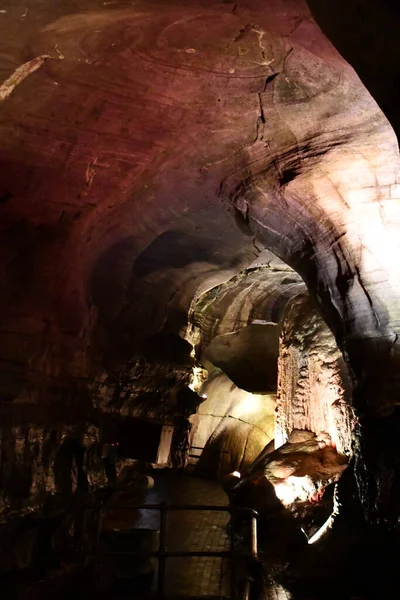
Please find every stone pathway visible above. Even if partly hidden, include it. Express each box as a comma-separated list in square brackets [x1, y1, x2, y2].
[133, 475, 230, 597]
[99, 474, 295, 599]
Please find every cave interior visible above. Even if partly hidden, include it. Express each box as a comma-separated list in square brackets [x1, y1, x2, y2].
[1, 0, 400, 598]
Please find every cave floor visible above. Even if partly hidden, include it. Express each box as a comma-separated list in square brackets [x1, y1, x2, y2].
[101, 474, 232, 598]
[98, 474, 294, 599]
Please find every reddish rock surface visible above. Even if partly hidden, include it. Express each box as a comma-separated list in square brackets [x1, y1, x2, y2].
[1, 0, 400, 568]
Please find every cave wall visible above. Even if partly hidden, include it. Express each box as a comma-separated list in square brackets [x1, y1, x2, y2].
[187, 253, 306, 391]
[0, 422, 104, 519]
[187, 251, 306, 349]
[0, 345, 201, 578]
[276, 295, 353, 455]
[186, 257, 301, 478]
[190, 281, 354, 478]
[189, 372, 275, 478]
[0, 0, 400, 532]
[93, 349, 200, 469]
[0, 351, 196, 520]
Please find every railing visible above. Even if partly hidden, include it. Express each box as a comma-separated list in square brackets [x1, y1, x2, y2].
[83, 502, 258, 600]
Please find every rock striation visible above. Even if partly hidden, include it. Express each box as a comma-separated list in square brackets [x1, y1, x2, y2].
[0, 0, 400, 572]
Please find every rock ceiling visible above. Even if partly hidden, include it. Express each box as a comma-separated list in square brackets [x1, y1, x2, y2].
[1, 0, 400, 526]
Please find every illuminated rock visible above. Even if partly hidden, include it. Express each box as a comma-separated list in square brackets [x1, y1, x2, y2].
[189, 372, 275, 477]
[0, 0, 400, 561]
[263, 432, 348, 503]
[276, 295, 353, 455]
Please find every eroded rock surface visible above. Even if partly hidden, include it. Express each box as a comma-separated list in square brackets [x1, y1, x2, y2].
[276, 295, 353, 455]
[0, 0, 400, 562]
[189, 372, 275, 477]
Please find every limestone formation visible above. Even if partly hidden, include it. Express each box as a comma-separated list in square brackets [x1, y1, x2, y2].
[276, 295, 353, 455]
[1, 0, 400, 585]
[189, 372, 276, 477]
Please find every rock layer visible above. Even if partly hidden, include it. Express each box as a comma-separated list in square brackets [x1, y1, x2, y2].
[0, 0, 400, 538]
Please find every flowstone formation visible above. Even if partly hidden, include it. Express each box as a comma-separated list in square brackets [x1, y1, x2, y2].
[276, 295, 353, 454]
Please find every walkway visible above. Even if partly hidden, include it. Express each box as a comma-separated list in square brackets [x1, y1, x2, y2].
[99, 474, 295, 599]
[102, 474, 231, 598]
[135, 475, 230, 597]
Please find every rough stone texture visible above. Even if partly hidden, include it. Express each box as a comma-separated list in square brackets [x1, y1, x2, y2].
[0, 0, 400, 535]
[0, 423, 104, 520]
[230, 431, 347, 570]
[239, 430, 348, 506]
[276, 295, 353, 455]
[261, 432, 348, 491]
[187, 251, 305, 350]
[0, 419, 108, 579]
[204, 323, 280, 393]
[187, 252, 306, 393]
[189, 372, 275, 478]
[93, 351, 200, 468]
[93, 354, 194, 423]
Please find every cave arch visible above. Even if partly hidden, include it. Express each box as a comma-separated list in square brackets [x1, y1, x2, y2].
[2, 5, 400, 581]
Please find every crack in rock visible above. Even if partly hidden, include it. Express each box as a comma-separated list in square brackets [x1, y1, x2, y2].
[201, 411, 272, 436]
[255, 73, 280, 142]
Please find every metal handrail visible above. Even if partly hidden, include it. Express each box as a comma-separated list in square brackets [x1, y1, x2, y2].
[84, 502, 258, 600]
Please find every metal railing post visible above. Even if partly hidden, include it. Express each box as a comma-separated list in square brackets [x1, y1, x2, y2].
[157, 502, 168, 597]
[251, 513, 258, 559]
[95, 506, 103, 555]
[80, 506, 88, 549]
[84, 501, 257, 600]
[242, 577, 252, 600]
[230, 508, 236, 600]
